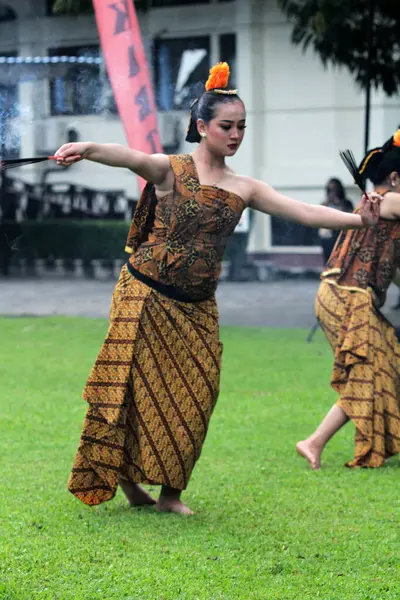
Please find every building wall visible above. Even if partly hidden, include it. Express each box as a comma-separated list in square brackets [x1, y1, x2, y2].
[1, 0, 400, 260]
[241, 0, 400, 256]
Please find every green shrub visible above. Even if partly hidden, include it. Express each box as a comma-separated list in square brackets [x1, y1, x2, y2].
[17, 220, 130, 261]
[14, 220, 250, 264]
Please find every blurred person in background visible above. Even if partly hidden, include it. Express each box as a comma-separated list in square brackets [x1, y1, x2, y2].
[318, 178, 354, 265]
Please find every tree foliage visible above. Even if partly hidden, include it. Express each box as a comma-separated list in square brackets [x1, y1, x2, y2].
[52, 0, 93, 15]
[277, 0, 400, 96]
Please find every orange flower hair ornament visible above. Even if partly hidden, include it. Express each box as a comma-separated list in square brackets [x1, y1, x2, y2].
[205, 62, 237, 95]
[393, 129, 400, 147]
[205, 62, 229, 90]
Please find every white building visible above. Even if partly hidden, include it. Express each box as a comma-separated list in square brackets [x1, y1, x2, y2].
[1, 0, 399, 270]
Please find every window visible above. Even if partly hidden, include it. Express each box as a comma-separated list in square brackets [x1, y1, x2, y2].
[154, 37, 210, 111]
[0, 52, 20, 159]
[219, 33, 236, 88]
[45, 0, 55, 16]
[271, 217, 320, 247]
[0, 4, 17, 21]
[153, 33, 237, 111]
[49, 46, 112, 116]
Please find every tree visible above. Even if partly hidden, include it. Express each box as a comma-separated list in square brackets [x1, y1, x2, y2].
[277, 0, 400, 97]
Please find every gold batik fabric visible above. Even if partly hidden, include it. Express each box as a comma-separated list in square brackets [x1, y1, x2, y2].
[68, 265, 222, 505]
[316, 279, 400, 467]
[126, 154, 245, 301]
[325, 210, 400, 307]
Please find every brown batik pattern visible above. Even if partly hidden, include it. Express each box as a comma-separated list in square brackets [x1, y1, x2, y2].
[316, 279, 400, 467]
[125, 154, 245, 301]
[68, 265, 222, 505]
[325, 211, 400, 307]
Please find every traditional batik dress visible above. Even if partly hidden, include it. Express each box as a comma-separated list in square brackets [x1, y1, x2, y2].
[68, 154, 245, 504]
[317, 210, 400, 467]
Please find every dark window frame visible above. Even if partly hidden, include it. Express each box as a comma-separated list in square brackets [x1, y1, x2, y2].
[153, 32, 237, 111]
[153, 35, 211, 111]
[48, 45, 111, 116]
[0, 4, 17, 21]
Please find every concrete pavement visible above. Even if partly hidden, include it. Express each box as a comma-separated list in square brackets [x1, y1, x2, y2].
[1, 275, 400, 329]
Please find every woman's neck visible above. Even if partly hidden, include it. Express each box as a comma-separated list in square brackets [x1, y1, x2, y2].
[375, 184, 391, 196]
[192, 144, 226, 170]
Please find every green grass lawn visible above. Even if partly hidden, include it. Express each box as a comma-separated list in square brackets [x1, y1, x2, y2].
[0, 317, 399, 600]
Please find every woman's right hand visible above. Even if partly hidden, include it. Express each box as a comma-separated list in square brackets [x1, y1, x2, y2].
[54, 142, 92, 167]
[359, 191, 383, 227]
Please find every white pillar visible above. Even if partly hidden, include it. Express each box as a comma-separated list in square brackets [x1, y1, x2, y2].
[235, 0, 271, 253]
[17, 14, 48, 183]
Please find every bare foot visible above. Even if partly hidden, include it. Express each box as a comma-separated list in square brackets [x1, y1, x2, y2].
[156, 497, 195, 516]
[296, 440, 322, 470]
[118, 479, 156, 506]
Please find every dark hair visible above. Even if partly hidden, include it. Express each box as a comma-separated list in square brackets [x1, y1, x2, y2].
[186, 90, 244, 143]
[359, 134, 400, 185]
[326, 178, 346, 200]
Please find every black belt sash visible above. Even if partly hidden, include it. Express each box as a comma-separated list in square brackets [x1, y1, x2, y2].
[126, 262, 208, 304]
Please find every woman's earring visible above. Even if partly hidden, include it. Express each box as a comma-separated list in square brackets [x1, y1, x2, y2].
[201, 133, 207, 138]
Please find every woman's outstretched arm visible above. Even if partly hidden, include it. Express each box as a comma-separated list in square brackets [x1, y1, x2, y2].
[54, 142, 171, 185]
[248, 179, 381, 229]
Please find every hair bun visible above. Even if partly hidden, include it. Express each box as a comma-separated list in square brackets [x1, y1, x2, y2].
[205, 62, 230, 91]
[358, 147, 384, 180]
[185, 98, 201, 143]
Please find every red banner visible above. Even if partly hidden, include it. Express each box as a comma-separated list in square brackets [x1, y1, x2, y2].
[92, 0, 162, 192]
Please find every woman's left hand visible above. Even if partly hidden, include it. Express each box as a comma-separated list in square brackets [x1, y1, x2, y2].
[359, 192, 383, 226]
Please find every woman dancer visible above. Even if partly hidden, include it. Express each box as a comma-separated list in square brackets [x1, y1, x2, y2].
[56, 63, 380, 514]
[297, 130, 400, 470]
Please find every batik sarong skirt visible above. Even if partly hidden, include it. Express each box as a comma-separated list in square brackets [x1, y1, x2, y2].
[68, 265, 222, 505]
[316, 279, 400, 467]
